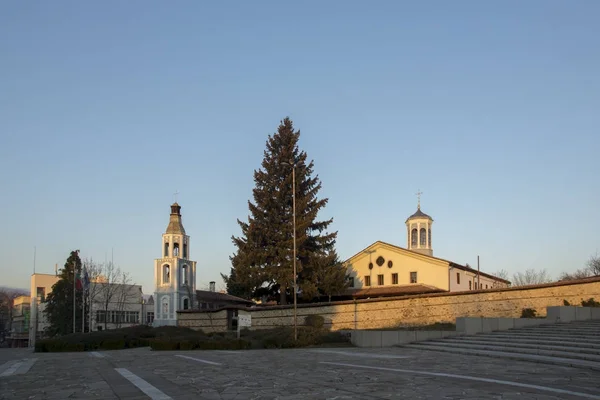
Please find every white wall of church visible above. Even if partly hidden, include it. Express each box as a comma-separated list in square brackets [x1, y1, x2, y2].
[450, 267, 509, 292]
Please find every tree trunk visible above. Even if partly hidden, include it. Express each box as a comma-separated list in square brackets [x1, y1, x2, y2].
[280, 286, 287, 305]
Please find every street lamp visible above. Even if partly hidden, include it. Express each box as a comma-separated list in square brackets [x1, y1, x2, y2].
[280, 160, 297, 342]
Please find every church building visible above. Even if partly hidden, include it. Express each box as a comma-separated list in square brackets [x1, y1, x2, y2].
[153, 202, 197, 326]
[343, 197, 510, 299]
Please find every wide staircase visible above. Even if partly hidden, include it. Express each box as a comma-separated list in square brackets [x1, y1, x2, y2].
[403, 319, 600, 371]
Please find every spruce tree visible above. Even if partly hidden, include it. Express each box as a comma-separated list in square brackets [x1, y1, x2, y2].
[44, 250, 85, 336]
[228, 117, 347, 304]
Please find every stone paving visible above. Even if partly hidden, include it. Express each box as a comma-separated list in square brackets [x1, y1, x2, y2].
[1, 346, 600, 399]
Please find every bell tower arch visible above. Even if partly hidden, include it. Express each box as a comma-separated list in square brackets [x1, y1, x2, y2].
[405, 191, 434, 257]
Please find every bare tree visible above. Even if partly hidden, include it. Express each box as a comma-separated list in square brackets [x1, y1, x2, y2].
[493, 269, 509, 280]
[490, 269, 510, 288]
[97, 261, 124, 330]
[512, 268, 553, 286]
[83, 259, 104, 332]
[559, 254, 600, 281]
[113, 271, 138, 328]
[587, 254, 600, 276]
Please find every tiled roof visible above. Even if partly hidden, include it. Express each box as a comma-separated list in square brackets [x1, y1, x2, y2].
[343, 284, 445, 298]
[195, 290, 254, 305]
[406, 207, 432, 221]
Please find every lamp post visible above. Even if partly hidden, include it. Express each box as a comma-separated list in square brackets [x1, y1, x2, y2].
[281, 161, 297, 341]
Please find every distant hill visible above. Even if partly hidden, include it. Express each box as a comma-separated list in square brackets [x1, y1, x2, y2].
[0, 286, 29, 297]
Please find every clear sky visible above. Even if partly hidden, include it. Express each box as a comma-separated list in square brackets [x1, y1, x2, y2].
[1, 1, 599, 294]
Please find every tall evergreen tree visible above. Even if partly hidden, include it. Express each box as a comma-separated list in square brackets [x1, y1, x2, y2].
[44, 250, 85, 336]
[227, 117, 348, 304]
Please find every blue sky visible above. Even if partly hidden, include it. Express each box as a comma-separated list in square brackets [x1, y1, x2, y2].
[1, 1, 599, 294]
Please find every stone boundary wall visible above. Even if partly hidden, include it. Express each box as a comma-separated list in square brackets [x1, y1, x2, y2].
[177, 277, 600, 332]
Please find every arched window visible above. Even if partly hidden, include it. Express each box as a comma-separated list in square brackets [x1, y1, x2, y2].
[163, 265, 170, 284]
[183, 244, 188, 258]
[161, 297, 169, 315]
[164, 242, 169, 257]
[173, 243, 180, 257]
[420, 228, 426, 246]
[182, 265, 188, 286]
[411, 229, 417, 246]
[183, 298, 189, 310]
[428, 229, 431, 247]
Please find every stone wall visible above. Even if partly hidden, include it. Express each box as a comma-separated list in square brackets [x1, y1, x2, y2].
[177, 277, 600, 332]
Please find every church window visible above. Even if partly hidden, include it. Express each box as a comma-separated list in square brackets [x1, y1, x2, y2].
[392, 273, 398, 285]
[469, 281, 472, 290]
[164, 242, 169, 257]
[182, 265, 189, 286]
[163, 265, 170, 284]
[410, 271, 417, 283]
[183, 298, 189, 310]
[173, 243, 180, 257]
[486, 284, 488, 289]
[456, 273, 460, 284]
[364, 276, 371, 287]
[420, 228, 426, 246]
[162, 297, 169, 315]
[377, 274, 384, 285]
[411, 229, 417, 247]
[376, 256, 385, 267]
[183, 244, 188, 258]
[428, 229, 431, 247]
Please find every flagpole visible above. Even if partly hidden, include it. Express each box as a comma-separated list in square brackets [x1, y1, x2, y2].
[82, 267, 85, 334]
[89, 258, 93, 334]
[73, 257, 76, 334]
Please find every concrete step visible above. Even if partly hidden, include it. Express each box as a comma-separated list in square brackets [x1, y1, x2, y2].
[484, 332, 600, 343]
[515, 328, 600, 335]
[451, 335, 600, 350]
[425, 339, 600, 362]
[437, 337, 600, 355]
[404, 343, 600, 371]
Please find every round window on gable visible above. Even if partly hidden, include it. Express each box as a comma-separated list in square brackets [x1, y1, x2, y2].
[376, 256, 385, 267]
[388, 260, 393, 268]
[369, 262, 374, 270]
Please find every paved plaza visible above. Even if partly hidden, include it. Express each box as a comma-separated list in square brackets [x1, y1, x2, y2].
[1, 346, 600, 399]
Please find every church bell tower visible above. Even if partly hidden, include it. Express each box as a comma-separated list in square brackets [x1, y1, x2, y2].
[405, 191, 434, 257]
[153, 202, 197, 327]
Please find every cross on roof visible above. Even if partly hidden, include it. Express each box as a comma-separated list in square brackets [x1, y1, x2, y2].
[174, 190, 179, 203]
[416, 190, 423, 209]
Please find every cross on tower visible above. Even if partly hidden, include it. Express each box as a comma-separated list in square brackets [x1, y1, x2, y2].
[416, 190, 423, 209]
[173, 190, 179, 203]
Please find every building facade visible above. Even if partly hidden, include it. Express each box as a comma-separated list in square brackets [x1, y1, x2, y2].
[153, 202, 197, 326]
[344, 201, 510, 298]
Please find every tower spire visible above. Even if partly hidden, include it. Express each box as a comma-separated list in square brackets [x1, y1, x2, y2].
[416, 189, 423, 209]
[173, 190, 179, 203]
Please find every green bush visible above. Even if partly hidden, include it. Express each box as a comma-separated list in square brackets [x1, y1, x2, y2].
[304, 315, 325, 329]
[563, 299, 571, 306]
[520, 308, 537, 318]
[581, 298, 600, 307]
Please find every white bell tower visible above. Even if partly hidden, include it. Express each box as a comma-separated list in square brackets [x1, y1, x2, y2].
[153, 202, 197, 327]
[405, 191, 434, 257]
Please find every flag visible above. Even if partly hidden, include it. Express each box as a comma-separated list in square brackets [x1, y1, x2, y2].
[83, 267, 90, 291]
[75, 270, 83, 291]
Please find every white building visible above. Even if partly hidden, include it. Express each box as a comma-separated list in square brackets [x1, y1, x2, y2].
[153, 202, 197, 326]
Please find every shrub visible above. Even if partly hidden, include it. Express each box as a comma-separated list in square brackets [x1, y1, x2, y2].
[581, 298, 600, 307]
[304, 315, 325, 329]
[521, 308, 537, 318]
[563, 299, 571, 306]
